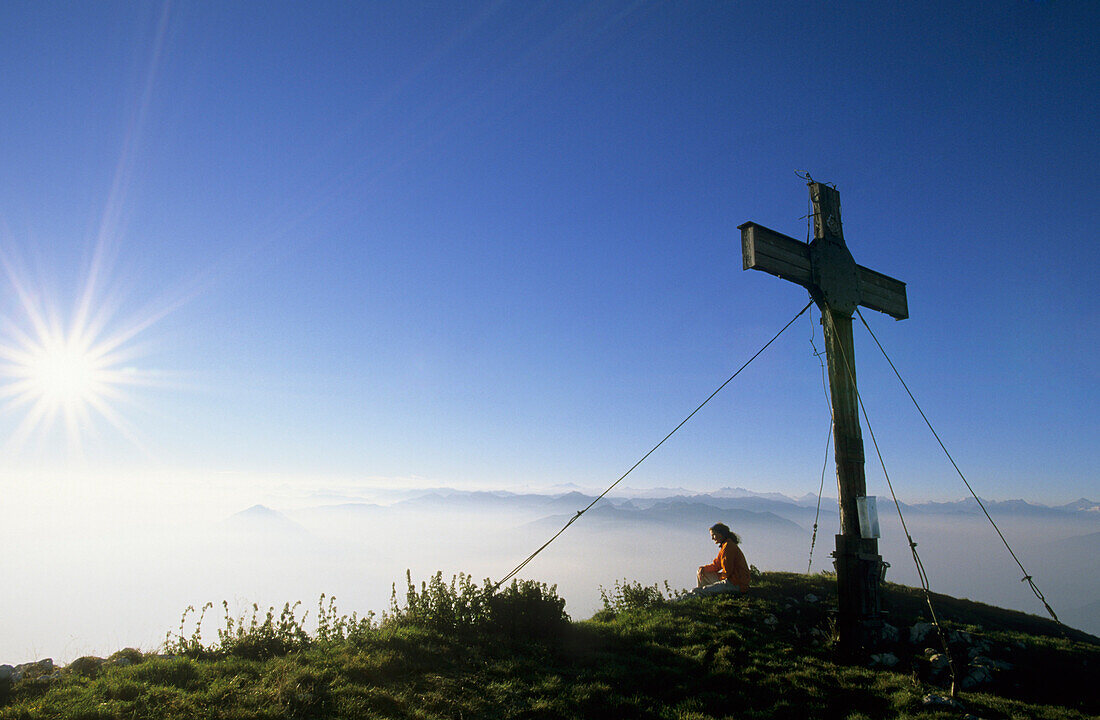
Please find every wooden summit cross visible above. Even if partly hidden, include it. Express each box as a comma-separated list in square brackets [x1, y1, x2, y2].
[739, 181, 908, 652]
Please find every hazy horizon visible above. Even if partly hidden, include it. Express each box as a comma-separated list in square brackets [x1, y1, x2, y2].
[2, 483, 1095, 666]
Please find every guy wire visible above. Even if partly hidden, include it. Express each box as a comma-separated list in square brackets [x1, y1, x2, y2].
[854, 308, 1060, 623]
[807, 303, 834, 574]
[807, 421, 832, 575]
[820, 308, 959, 696]
[493, 300, 814, 591]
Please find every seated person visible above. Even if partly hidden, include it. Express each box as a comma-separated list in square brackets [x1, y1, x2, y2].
[695, 523, 751, 595]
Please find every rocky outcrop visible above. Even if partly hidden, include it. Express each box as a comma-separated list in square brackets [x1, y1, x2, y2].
[1, 649, 150, 689]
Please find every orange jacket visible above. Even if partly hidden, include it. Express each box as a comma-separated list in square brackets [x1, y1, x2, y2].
[702, 541, 751, 589]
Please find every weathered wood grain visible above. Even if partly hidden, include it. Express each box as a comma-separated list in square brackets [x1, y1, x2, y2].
[857, 266, 908, 320]
[738, 222, 813, 287]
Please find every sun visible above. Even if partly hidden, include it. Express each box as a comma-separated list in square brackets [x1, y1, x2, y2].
[23, 335, 105, 409]
[1, 321, 127, 454]
[0, 261, 156, 455]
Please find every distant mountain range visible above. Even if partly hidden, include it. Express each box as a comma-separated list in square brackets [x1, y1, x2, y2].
[383, 488, 1099, 519]
[231, 489, 1098, 540]
[234, 488, 1100, 527]
[899, 496, 1100, 517]
[521, 498, 806, 537]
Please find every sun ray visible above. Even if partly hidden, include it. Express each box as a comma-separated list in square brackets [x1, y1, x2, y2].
[0, 4, 182, 461]
[0, 248, 173, 458]
[6, 398, 51, 452]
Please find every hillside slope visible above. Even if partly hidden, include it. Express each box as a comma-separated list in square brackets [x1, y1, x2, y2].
[1, 572, 1096, 719]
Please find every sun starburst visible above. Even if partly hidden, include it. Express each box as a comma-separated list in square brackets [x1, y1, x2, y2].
[0, 257, 158, 456]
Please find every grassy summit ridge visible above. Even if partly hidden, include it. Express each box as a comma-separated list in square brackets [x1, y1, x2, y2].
[1, 572, 1096, 719]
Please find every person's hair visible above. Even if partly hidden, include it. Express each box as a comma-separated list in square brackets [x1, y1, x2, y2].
[710, 523, 740, 544]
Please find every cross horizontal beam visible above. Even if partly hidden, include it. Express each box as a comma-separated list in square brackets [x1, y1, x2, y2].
[738, 222, 909, 320]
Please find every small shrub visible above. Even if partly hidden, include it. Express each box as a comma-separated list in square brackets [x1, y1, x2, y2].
[165, 600, 314, 660]
[164, 603, 215, 658]
[386, 571, 569, 643]
[160, 572, 568, 663]
[216, 601, 311, 660]
[598, 580, 671, 614]
[316, 593, 376, 645]
[386, 571, 492, 635]
[489, 579, 570, 643]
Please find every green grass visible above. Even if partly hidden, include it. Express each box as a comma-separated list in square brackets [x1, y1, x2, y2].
[1, 572, 1096, 719]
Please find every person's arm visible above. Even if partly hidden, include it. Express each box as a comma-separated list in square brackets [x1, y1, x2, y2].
[718, 545, 732, 579]
[700, 550, 722, 574]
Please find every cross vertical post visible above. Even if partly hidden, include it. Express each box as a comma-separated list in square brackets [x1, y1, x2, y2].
[738, 181, 908, 653]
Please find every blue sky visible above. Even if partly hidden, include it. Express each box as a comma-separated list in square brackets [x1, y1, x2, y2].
[1, 1, 1097, 507]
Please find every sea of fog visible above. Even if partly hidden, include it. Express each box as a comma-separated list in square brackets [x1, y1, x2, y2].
[2, 488, 1097, 665]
